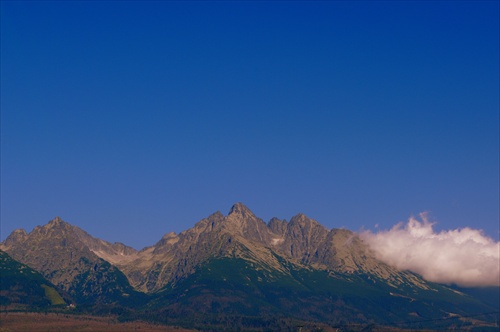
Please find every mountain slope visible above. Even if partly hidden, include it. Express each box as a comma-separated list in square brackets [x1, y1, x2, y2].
[0, 250, 66, 308]
[120, 205, 303, 292]
[121, 203, 437, 293]
[0, 217, 144, 306]
[143, 256, 497, 330]
[120, 203, 498, 329]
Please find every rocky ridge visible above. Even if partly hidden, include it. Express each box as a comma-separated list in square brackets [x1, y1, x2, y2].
[117, 203, 429, 292]
[0, 217, 140, 304]
[1, 204, 430, 294]
[1, 204, 497, 330]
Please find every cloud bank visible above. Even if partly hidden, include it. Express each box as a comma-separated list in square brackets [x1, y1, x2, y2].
[360, 214, 500, 287]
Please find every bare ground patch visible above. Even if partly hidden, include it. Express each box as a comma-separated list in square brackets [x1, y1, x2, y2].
[0, 312, 196, 332]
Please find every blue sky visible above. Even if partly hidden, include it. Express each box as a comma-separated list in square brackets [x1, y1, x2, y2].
[1, 1, 498, 249]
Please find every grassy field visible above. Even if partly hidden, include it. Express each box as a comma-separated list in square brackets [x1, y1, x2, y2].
[0, 312, 195, 332]
[40, 285, 65, 306]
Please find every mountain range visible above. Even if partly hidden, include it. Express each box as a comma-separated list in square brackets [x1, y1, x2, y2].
[1, 203, 498, 331]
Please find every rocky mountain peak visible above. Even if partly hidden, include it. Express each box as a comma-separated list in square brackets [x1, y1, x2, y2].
[1, 229, 28, 249]
[154, 232, 179, 247]
[289, 213, 322, 230]
[268, 217, 288, 235]
[13, 228, 28, 236]
[208, 211, 225, 222]
[228, 202, 255, 218]
[161, 232, 177, 240]
[46, 216, 72, 230]
[224, 203, 275, 243]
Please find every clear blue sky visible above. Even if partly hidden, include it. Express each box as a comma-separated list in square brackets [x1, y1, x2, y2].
[1, 1, 498, 249]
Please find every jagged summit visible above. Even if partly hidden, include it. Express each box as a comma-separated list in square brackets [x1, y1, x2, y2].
[47, 216, 70, 228]
[228, 202, 254, 218]
[0, 204, 475, 295]
[289, 214, 324, 236]
[48, 216, 65, 224]
[161, 231, 177, 239]
[0, 215, 139, 291]
[1, 229, 28, 249]
[10, 228, 27, 236]
[289, 213, 321, 226]
[51, 216, 64, 223]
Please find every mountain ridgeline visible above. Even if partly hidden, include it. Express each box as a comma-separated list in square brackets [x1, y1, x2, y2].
[1, 203, 498, 330]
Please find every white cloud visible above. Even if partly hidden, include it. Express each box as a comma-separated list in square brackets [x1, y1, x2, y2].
[360, 213, 500, 287]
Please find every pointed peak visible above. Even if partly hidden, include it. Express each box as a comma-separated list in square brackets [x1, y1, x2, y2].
[2, 228, 29, 247]
[47, 216, 72, 229]
[161, 232, 177, 240]
[228, 203, 255, 218]
[268, 217, 288, 235]
[49, 216, 64, 223]
[268, 217, 288, 227]
[208, 211, 224, 219]
[289, 213, 321, 227]
[268, 217, 283, 224]
[12, 228, 28, 235]
[290, 213, 307, 220]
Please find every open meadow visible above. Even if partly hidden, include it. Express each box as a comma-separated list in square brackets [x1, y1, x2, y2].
[0, 312, 195, 332]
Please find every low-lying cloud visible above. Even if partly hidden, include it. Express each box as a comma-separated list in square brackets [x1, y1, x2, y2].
[360, 213, 499, 287]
